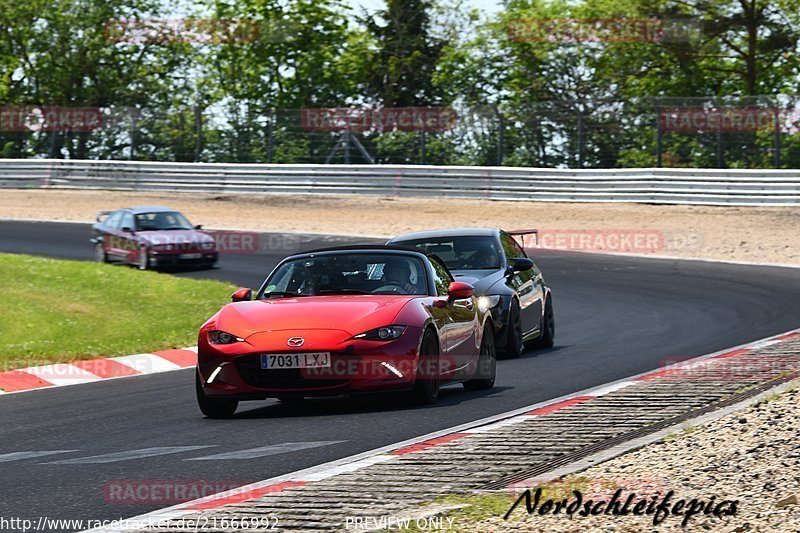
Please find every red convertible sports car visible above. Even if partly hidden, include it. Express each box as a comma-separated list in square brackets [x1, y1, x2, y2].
[196, 246, 496, 418]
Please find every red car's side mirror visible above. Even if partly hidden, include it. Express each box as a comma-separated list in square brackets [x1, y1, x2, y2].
[231, 288, 253, 302]
[447, 281, 474, 299]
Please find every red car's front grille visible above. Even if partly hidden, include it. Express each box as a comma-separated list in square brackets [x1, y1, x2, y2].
[234, 355, 348, 390]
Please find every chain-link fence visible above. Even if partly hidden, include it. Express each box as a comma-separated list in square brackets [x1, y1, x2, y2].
[2, 96, 799, 168]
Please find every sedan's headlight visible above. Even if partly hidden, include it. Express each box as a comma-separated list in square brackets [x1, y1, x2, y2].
[201, 242, 215, 251]
[477, 295, 501, 313]
[208, 330, 244, 344]
[354, 325, 406, 341]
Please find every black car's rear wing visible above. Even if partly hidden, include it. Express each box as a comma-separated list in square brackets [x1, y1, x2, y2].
[507, 228, 539, 247]
[95, 210, 112, 222]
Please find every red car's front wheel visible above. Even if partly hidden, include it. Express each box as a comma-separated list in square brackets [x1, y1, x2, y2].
[412, 329, 440, 404]
[196, 370, 238, 419]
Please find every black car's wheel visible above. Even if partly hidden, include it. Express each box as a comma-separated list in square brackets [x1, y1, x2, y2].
[196, 370, 238, 419]
[464, 324, 497, 391]
[412, 329, 440, 404]
[501, 299, 524, 359]
[94, 242, 107, 263]
[530, 296, 555, 349]
[137, 247, 150, 271]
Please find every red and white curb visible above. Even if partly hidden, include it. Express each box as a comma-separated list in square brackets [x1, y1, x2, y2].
[0, 348, 197, 395]
[84, 327, 800, 532]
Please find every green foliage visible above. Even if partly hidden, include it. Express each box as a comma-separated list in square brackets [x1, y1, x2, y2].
[0, 0, 798, 167]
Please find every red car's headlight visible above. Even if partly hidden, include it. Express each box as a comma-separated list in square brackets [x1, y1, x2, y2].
[208, 330, 244, 344]
[353, 325, 406, 341]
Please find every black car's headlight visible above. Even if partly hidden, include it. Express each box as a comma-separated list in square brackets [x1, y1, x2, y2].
[477, 295, 501, 313]
[208, 330, 244, 344]
[354, 325, 406, 341]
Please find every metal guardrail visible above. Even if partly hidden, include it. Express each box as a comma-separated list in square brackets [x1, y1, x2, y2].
[1, 159, 799, 205]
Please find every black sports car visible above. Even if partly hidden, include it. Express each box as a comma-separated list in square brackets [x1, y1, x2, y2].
[387, 228, 554, 357]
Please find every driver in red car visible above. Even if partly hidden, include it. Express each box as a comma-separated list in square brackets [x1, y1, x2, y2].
[383, 259, 420, 294]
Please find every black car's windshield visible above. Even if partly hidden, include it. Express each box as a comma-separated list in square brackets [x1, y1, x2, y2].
[135, 211, 194, 231]
[260, 253, 428, 297]
[393, 236, 502, 270]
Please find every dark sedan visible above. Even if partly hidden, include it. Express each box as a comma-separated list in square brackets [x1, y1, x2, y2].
[388, 228, 554, 357]
[91, 206, 218, 270]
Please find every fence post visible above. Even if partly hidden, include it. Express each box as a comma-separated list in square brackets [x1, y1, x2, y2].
[194, 105, 203, 162]
[655, 103, 662, 167]
[129, 109, 137, 160]
[577, 110, 585, 168]
[266, 108, 275, 163]
[496, 108, 505, 166]
[774, 108, 781, 168]
[420, 122, 426, 165]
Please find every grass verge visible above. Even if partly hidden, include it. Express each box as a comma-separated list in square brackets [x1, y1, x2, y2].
[0, 253, 235, 371]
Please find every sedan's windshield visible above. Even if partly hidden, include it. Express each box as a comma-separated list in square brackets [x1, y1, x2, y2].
[393, 236, 502, 270]
[135, 211, 194, 231]
[261, 253, 428, 297]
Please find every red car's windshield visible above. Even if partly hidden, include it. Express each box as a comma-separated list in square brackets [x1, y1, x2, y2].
[135, 211, 194, 231]
[261, 253, 428, 297]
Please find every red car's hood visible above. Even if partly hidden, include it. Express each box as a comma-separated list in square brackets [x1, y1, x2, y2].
[135, 229, 214, 246]
[216, 295, 416, 338]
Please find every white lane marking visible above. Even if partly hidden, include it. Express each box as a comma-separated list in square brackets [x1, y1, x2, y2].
[303, 455, 395, 481]
[469, 416, 528, 434]
[589, 380, 637, 397]
[747, 339, 784, 349]
[186, 441, 345, 461]
[184, 346, 198, 353]
[110, 354, 182, 374]
[22, 364, 103, 386]
[45, 446, 214, 464]
[0, 450, 79, 463]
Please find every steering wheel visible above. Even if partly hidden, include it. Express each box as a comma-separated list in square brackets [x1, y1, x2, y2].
[372, 282, 407, 294]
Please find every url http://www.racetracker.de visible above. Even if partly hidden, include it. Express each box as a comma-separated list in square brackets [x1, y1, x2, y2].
[0, 515, 280, 532]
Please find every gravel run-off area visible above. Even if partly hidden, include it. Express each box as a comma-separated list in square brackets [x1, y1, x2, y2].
[1, 189, 799, 265]
[464, 384, 800, 532]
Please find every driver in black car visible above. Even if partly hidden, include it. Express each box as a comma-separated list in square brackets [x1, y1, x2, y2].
[454, 240, 498, 269]
[382, 259, 420, 294]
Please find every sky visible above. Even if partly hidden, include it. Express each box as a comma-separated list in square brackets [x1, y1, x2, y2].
[349, 0, 502, 15]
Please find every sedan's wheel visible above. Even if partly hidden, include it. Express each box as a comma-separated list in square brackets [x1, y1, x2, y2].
[501, 300, 524, 359]
[94, 242, 107, 263]
[137, 247, 150, 271]
[412, 329, 440, 404]
[464, 324, 497, 391]
[196, 370, 238, 419]
[530, 297, 555, 349]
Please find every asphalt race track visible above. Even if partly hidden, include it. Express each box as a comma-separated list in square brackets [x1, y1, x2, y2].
[2, 220, 800, 531]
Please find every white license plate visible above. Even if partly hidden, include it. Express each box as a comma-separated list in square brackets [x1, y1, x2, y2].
[180, 253, 202, 259]
[260, 352, 331, 370]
